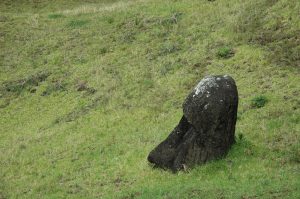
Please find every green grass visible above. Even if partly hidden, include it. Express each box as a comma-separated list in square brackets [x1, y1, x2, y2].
[0, 0, 299, 198]
[251, 96, 268, 109]
[48, 14, 65, 19]
[217, 46, 234, 58]
[67, 20, 90, 28]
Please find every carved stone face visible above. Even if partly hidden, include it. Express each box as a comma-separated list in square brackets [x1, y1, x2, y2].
[148, 75, 238, 172]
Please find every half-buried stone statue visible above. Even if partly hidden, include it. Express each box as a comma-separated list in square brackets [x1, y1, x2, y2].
[148, 75, 238, 172]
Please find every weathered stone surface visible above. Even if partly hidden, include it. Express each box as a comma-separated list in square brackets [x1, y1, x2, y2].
[148, 75, 238, 172]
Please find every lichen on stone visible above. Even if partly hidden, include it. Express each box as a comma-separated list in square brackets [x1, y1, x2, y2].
[193, 76, 218, 97]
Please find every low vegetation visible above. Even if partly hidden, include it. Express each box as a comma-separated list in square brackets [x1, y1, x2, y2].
[251, 96, 268, 109]
[0, 0, 299, 198]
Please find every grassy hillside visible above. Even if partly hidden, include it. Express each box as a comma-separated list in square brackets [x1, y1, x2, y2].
[0, 0, 299, 198]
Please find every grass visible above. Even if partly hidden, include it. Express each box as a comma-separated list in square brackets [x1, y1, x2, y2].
[48, 14, 65, 19]
[251, 96, 268, 109]
[0, 0, 299, 198]
[217, 46, 234, 58]
[67, 20, 90, 28]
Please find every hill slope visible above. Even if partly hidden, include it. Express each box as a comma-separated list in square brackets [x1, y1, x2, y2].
[0, 0, 299, 198]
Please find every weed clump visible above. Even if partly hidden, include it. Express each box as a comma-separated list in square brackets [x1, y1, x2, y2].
[237, 112, 243, 120]
[160, 12, 183, 26]
[142, 79, 154, 89]
[48, 14, 64, 19]
[159, 42, 181, 56]
[41, 80, 66, 96]
[251, 95, 268, 108]
[217, 46, 234, 58]
[121, 31, 136, 43]
[105, 16, 114, 24]
[67, 20, 89, 28]
[238, 133, 244, 141]
[75, 80, 96, 94]
[100, 47, 109, 54]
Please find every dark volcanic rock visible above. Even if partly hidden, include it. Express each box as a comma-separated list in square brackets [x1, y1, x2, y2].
[148, 75, 238, 172]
